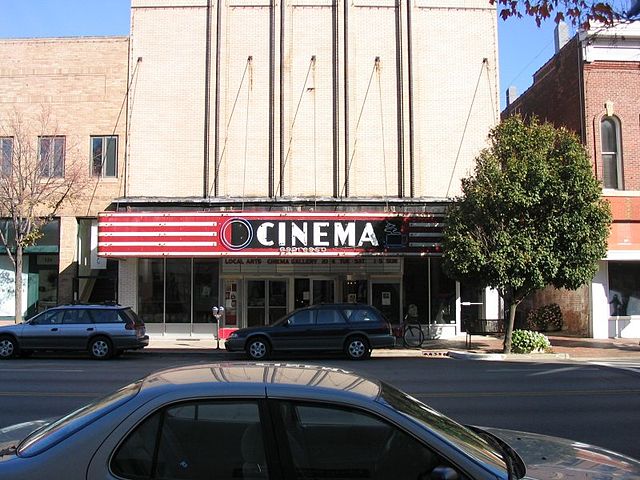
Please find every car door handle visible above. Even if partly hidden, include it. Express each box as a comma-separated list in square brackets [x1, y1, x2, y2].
[86, 328, 94, 332]
[50, 328, 58, 332]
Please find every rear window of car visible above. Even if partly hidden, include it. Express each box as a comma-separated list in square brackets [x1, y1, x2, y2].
[119, 308, 142, 326]
[316, 309, 347, 325]
[91, 309, 122, 324]
[345, 308, 382, 323]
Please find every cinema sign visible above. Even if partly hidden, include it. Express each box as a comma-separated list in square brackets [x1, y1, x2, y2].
[97, 212, 444, 257]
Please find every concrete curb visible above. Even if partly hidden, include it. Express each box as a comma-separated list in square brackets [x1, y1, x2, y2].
[447, 350, 506, 361]
[447, 350, 571, 361]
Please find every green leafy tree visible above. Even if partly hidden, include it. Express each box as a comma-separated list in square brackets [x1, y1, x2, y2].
[442, 115, 611, 353]
[494, 0, 637, 29]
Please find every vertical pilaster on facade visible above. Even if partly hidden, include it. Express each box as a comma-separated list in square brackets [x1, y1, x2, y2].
[591, 261, 610, 339]
[58, 216, 79, 304]
[400, 0, 412, 198]
[118, 259, 138, 312]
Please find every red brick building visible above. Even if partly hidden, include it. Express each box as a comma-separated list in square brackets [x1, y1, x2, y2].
[503, 22, 640, 338]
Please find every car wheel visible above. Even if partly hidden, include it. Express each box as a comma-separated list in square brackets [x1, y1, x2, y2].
[246, 337, 270, 360]
[345, 336, 371, 360]
[89, 336, 113, 360]
[0, 336, 18, 359]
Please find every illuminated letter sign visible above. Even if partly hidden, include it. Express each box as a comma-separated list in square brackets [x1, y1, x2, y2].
[97, 212, 444, 257]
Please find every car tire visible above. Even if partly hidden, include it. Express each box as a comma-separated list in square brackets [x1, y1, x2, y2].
[246, 337, 270, 361]
[345, 336, 371, 360]
[0, 336, 18, 359]
[88, 336, 113, 360]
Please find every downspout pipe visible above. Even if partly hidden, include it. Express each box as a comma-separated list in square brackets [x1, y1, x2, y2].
[406, 0, 415, 198]
[213, 0, 222, 196]
[203, 0, 212, 198]
[333, 0, 339, 198]
[343, 0, 350, 197]
[395, 0, 404, 198]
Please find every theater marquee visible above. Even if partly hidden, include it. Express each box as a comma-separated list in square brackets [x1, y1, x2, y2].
[97, 212, 444, 257]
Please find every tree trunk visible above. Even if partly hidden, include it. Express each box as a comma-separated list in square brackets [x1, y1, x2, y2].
[502, 301, 518, 354]
[14, 244, 23, 324]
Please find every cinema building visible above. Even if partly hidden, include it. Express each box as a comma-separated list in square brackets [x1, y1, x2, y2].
[90, 0, 501, 337]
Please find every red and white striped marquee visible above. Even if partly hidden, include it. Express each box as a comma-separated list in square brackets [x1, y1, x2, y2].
[97, 211, 444, 257]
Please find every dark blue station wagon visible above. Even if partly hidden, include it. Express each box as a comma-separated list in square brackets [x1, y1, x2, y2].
[225, 303, 395, 360]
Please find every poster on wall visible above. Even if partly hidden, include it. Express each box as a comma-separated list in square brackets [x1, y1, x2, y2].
[0, 258, 28, 318]
[382, 291, 391, 306]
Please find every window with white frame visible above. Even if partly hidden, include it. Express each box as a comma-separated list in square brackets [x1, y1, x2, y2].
[39, 136, 65, 178]
[600, 116, 622, 189]
[91, 135, 117, 178]
[0, 137, 12, 176]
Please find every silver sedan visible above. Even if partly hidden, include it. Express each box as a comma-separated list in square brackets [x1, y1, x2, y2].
[0, 362, 639, 479]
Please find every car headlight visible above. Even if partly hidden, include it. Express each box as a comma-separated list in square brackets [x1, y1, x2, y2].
[228, 332, 238, 339]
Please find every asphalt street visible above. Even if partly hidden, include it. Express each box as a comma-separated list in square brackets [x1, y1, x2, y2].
[0, 351, 639, 461]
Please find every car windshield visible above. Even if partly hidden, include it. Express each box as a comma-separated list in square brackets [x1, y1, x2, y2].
[379, 382, 508, 475]
[17, 380, 143, 458]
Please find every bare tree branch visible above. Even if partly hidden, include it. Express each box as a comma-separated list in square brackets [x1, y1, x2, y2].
[0, 107, 91, 322]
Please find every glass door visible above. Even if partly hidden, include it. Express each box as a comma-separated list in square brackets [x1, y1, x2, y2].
[312, 279, 334, 304]
[460, 284, 484, 331]
[294, 278, 335, 308]
[268, 280, 287, 324]
[246, 279, 288, 327]
[246, 280, 266, 328]
[371, 281, 401, 324]
[343, 279, 368, 304]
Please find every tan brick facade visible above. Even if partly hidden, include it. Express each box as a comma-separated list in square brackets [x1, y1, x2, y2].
[0, 37, 129, 308]
[127, 0, 499, 200]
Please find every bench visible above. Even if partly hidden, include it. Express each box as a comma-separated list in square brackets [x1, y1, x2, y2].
[463, 318, 505, 348]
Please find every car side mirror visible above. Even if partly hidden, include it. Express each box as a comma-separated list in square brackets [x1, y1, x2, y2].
[428, 466, 459, 480]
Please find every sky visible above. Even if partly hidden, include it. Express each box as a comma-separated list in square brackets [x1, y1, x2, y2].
[0, 0, 568, 110]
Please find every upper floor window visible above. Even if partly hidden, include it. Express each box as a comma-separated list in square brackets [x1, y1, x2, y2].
[39, 136, 65, 178]
[601, 116, 622, 189]
[91, 135, 117, 178]
[0, 137, 12, 176]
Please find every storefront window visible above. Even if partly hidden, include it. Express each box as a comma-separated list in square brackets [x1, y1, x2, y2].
[193, 259, 219, 324]
[608, 262, 640, 316]
[138, 259, 164, 323]
[430, 257, 456, 324]
[139, 259, 221, 327]
[165, 259, 190, 323]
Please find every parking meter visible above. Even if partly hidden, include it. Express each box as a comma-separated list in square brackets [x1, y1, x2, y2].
[212, 306, 225, 349]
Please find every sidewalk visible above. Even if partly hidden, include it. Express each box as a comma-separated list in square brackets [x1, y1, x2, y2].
[145, 333, 640, 360]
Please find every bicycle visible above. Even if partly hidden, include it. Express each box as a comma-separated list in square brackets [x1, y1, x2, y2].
[401, 320, 425, 348]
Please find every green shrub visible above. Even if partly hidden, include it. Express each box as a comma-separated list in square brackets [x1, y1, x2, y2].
[526, 303, 563, 332]
[511, 329, 551, 354]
